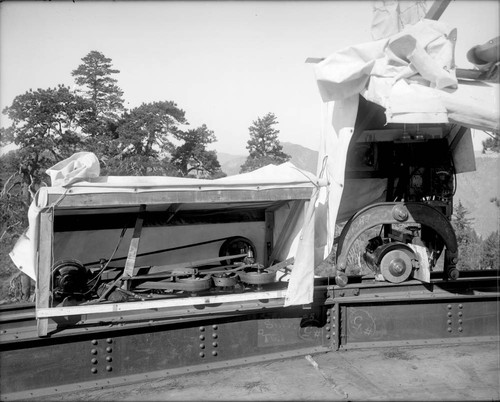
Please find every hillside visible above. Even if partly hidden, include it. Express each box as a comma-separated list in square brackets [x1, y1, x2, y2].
[454, 152, 500, 238]
[219, 146, 499, 238]
[219, 142, 318, 176]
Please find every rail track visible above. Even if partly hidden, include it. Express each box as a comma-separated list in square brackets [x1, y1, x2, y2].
[1, 270, 499, 400]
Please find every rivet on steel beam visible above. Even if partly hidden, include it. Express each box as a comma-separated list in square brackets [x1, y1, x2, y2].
[458, 304, 463, 309]
[212, 325, 218, 330]
[199, 335, 205, 341]
[458, 312, 463, 317]
[447, 320, 452, 325]
[199, 326, 205, 332]
[447, 312, 452, 317]
[91, 368, 97, 374]
[106, 338, 113, 344]
[447, 327, 452, 333]
[332, 324, 336, 328]
[326, 326, 331, 332]
[326, 335, 331, 339]
[106, 347, 112, 353]
[91, 349, 98, 355]
[458, 327, 463, 332]
[199, 352, 205, 358]
[91, 358, 98, 364]
[326, 318, 331, 324]
[326, 310, 331, 316]
[447, 304, 452, 310]
[212, 333, 218, 339]
[212, 342, 218, 347]
[106, 366, 112, 372]
[458, 319, 463, 324]
[91, 339, 98, 345]
[200, 344, 205, 349]
[212, 351, 218, 356]
[106, 356, 112, 362]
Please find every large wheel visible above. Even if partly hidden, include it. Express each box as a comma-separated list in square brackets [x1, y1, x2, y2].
[219, 236, 256, 266]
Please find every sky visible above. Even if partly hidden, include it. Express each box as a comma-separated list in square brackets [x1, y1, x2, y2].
[0, 0, 499, 155]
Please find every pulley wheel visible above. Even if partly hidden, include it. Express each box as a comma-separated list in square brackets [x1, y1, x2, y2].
[379, 249, 413, 283]
[177, 276, 213, 292]
[212, 272, 238, 287]
[219, 236, 256, 265]
[238, 268, 275, 285]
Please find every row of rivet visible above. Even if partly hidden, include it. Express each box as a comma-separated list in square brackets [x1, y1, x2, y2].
[447, 304, 464, 333]
[325, 308, 334, 341]
[199, 325, 218, 358]
[90, 338, 113, 373]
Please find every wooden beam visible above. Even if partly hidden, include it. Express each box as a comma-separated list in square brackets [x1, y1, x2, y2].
[47, 188, 314, 209]
[36, 289, 288, 318]
[123, 205, 146, 278]
[36, 210, 53, 337]
[425, 0, 451, 20]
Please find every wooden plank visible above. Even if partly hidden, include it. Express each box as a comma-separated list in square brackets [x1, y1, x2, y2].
[424, 0, 451, 20]
[123, 205, 146, 278]
[36, 210, 53, 337]
[36, 289, 288, 318]
[268, 200, 305, 265]
[47, 188, 314, 209]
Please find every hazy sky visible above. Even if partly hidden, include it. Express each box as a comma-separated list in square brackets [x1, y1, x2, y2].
[1, 1, 499, 154]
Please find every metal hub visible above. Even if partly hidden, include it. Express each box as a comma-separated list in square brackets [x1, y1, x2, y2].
[380, 250, 413, 283]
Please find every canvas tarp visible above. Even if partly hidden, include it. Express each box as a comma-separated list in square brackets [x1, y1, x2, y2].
[10, 154, 325, 293]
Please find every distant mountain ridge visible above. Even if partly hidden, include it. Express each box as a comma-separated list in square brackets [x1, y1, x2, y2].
[219, 145, 499, 238]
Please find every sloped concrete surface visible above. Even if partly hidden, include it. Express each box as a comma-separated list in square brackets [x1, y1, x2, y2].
[41, 342, 499, 401]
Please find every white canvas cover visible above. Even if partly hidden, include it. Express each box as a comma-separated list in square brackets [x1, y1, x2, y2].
[10, 153, 325, 290]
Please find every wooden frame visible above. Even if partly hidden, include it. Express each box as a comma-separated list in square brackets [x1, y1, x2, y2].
[35, 187, 314, 336]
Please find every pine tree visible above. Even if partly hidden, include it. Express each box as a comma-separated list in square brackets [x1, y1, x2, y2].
[480, 231, 500, 269]
[451, 200, 482, 270]
[240, 113, 290, 173]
